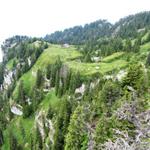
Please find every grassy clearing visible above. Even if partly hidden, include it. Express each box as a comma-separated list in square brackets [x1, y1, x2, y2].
[34, 44, 82, 69]
[129, 42, 150, 64]
[140, 42, 150, 53]
[141, 31, 150, 43]
[3, 90, 60, 150]
[13, 70, 36, 98]
[13, 42, 150, 99]
[39, 89, 60, 111]
[102, 52, 125, 63]
[6, 58, 15, 70]
[66, 59, 127, 76]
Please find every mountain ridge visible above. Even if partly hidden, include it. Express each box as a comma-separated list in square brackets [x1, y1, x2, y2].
[44, 11, 150, 44]
[0, 10, 150, 150]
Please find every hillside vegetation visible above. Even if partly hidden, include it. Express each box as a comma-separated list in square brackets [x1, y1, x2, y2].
[0, 11, 150, 150]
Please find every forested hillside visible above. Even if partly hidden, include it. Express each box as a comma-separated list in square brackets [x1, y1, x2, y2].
[44, 20, 112, 44]
[45, 11, 150, 44]
[0, 11, 150, 150]
[112, 11, 150, 38]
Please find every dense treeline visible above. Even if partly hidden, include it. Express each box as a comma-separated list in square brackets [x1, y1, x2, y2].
[2, 38, 48, 81]
[0, 63, 4, 85]
[0, 38, 49, 149]
[1, 35, 29, 53]
[112, 11, 150, 38]
[45, 20, 112, 44]
[15, 57, 85, 118]
[45, 11, 150, 45]
[81, 36, 142, 61]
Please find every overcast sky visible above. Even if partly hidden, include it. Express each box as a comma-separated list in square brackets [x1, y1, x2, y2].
[0, 0, 150, 43]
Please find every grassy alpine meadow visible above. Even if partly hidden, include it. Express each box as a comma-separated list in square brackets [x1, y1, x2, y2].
[2, 11, 150, 150]
[13, 42, 150, 99]
[34, 44, 82, 68]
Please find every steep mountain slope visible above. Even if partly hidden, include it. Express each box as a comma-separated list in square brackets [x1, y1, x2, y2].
[112, 11, 150, 38]
[1, 39, 150, 149]
[0, 12, 150, 150]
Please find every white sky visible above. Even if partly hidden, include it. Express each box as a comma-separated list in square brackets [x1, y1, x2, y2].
[0, 0, 150, 43]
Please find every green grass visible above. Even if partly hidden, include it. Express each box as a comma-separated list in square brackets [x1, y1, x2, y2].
[128, 42, 150, 64]
[3, 90, 60, 150]
[39, 89, 60, 111]
[12, 45, 129, 99]
[102, 52, 125, 63]
[13, 44, 82, 98]
[13, 42, 150, 99]
[34, 44, 82, 69]
[141, 31, 150, 43]
[13, 70, 36, 98]
[6, 59, 15, 70]
[140, 42, 150, 53]
[66, 59, 127, 76]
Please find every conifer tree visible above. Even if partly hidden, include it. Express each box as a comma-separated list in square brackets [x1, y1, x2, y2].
[146, 52, 150, 66]
[55, 70, 60, 96]
[53, 98, 71, 150]
[36, 69, 43, 88]
[0, 63, 4, 85]
[36, 125, 43, 150]
[94, 117, 113, 149]
[47, 104, 54, 119]
[19, 121, 26, 142]
[30, 133, 34, 150]
[17, 80, 26, 105]
[122, 63, 148, 94]
[69, 72, 81, 94]
[32, 87, 43, 112]
[124, 39, 132, 52]
[50, 65, 56, 87]
[58, 77, 64, 97]
[146, 32, 150, 42]
[64, 70, 72, 93]
[9, 130, 18, 150]
[65, 105, 87, 150]
[84, 52, 92, 62]
[8, 106, 14, 121]
[53, 116, 64, 150]
[101, 81, 121, 107]
[0, 128, 4, 147]
[132, 39, 140, 53]
[46, 64, 51, 79]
